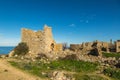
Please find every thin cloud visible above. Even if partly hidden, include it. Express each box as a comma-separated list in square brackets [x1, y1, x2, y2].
[80, 14, 96, 24]
[69, 24, 76, 27]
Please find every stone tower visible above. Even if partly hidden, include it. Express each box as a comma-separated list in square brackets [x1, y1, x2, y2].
[43, 25, 55, 53]
[21, 25, 63, 56]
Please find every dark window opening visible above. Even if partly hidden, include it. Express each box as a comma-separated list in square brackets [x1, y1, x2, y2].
[101, 47, 107, 51]
[37, 36, 39, 38]
[51, 43, 54, 51]
[119, 46, 120, 49]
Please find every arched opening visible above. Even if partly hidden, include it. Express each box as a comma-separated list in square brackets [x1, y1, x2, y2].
[101, 47, 107, 51]
[51, 43, 54, 51]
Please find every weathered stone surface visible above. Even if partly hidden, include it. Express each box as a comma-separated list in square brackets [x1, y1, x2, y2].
[8, 24, 120, 63]
[9, 50, 14, 57]
[1, 55, 7, 58]
[116, 40, 120, 52]
[21, 25, 63, 56]
[51, 71, 73, 80]
[70, 41, 110, 56]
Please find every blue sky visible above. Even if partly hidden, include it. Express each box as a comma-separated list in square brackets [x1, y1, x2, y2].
[0, 0, 120, 46]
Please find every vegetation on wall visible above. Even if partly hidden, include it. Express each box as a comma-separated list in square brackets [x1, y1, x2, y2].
[14, 42, 29, 55]
[102, 52, 120, 59]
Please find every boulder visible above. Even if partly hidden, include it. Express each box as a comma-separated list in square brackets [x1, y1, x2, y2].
[9, 50, 14, 57]
[51, 71, 73, 80]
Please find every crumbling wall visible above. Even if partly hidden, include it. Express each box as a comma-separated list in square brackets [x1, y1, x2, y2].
[21, 25, 63, 56]
[70, 41, 109, 56]
[43, 25, 56, 53]
[70, 44, 81, 51]
[116, 41, 120, 52]
[54, 44, 63, 52]
[21, 28, 45, 55]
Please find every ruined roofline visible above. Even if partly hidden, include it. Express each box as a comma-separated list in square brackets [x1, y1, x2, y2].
[21, 24, 52, 33]
[70, 41, 111, 45]
[21, 28, 34, 31]
[70, 44, 81, 45]
[44, 24, 52, 29]
[21, 28, 43, 33]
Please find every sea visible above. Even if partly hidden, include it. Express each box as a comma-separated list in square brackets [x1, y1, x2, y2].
[0, 46, 15, 54]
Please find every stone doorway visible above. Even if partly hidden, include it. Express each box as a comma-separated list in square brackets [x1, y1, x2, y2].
[51, 43, 54, 51]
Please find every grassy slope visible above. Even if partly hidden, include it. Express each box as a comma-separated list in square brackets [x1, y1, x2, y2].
[8, 59, 114, 80]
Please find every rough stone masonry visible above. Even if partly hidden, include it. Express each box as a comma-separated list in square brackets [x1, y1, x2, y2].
[21, 25, 63, 56]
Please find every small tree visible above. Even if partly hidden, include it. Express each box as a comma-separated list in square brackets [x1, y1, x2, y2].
[63, 42, 68, 50]
[14, 42, 29, 55]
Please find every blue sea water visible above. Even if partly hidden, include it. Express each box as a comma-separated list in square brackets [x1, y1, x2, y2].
[0, 46, 15, 54]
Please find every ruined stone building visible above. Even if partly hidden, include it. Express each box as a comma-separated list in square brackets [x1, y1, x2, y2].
[21, 25, 63, 55]
[70, 40, 120, 56]
[21, 24, 120, 57]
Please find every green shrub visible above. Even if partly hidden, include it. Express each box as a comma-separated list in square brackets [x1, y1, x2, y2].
[8, 60, 99, 79]
[8, 61, 18, 67]
[103, 68, 120, 80]
[14, 42, 29, 55]
[102, 52, 120, 59]
[74, 74, 108, 80]
[49, 60, 98, 72]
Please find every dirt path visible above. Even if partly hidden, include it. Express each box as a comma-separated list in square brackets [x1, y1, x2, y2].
[0, 59, 43, 80]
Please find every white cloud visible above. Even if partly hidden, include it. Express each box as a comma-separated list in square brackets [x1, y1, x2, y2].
[69, 24, 76, 27]
[80, 14, 96, 24]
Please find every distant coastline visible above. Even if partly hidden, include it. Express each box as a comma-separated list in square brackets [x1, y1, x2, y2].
[0, 46, 15, 54]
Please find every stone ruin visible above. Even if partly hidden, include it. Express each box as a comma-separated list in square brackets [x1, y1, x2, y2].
[20, 25, 120, 57]
[21, 25, 63, 56]
[70, 40, 120, 56]
[8, 24, 120, 62]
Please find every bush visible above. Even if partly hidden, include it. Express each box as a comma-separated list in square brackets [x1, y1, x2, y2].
[48, 60, 98, 72]
[115, 63, 120, 68]
[102, 52, 120, 59]
[103, 68, 120, 80]
[14, 42, 29, 55]
[74, 74, 108, 80]
[8, 59, 98, 78]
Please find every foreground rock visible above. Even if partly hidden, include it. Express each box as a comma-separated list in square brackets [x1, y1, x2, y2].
[50, 71, 74, 80]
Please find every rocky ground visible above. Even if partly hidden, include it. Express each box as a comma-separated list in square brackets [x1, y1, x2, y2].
[1, 51, 120, 80]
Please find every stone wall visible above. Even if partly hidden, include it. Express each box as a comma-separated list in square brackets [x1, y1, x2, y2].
[70, 41, 110, 56]
[54, 44, 63, 52]
[21, 25, 63, 55]
[116, 40, 120, 52]
[70, 44, 81, 51]
[43, 25, 55, 53]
